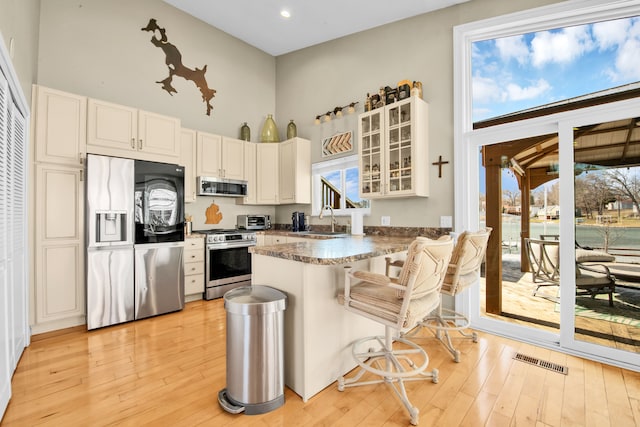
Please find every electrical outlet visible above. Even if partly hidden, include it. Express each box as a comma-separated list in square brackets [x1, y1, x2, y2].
[381, 216, 391, 226]
[440, 216, 453, 228]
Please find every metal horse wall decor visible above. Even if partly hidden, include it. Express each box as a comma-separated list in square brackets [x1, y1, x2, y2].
[141, 19, 216, 116]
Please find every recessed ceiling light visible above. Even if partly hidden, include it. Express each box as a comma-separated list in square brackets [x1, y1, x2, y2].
[280, 9, 291, 19]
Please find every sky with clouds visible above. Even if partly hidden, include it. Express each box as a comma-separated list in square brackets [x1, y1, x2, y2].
[472, 16, 640, 122]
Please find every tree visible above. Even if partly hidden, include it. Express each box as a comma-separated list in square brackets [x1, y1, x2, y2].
[502, 189, 520, 208]
[605, 168, 640, 216]
[547, 181, 560, 205]
[574, 172, 615, 216]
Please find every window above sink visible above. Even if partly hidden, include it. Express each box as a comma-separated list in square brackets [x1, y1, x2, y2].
[312, 154, 371, 217]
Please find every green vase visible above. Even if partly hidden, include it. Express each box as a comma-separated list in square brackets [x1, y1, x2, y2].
[240, 122, 250, 141]
[286, 120, 297, 139]
[260, 114, 280, 143]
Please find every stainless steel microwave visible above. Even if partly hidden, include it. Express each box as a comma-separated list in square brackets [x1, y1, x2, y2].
[197, 176, 248, 197]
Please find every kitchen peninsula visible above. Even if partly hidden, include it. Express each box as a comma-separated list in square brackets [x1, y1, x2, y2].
[250, 235, 414, 402]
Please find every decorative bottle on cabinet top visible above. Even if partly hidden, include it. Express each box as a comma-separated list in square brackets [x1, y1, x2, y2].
[260, 114, 280, 143]
[240, 122, 250, 141]
[286, 120, 297, 139]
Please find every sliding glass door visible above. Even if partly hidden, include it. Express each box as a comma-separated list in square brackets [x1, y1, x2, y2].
[463, 100, 640, 370]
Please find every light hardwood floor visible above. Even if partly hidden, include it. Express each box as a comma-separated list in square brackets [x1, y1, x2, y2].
[3, 299, 640, 426]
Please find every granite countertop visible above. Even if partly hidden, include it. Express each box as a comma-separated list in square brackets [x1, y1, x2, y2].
[257, 229, 345, 240]
[185, 233, 205, 239]
[250, 235, 414, 265]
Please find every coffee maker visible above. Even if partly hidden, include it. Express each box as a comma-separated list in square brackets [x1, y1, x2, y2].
[292, 211, 305, 232]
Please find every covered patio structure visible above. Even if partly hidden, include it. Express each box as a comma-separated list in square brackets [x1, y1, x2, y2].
[478, 82, 640, 314]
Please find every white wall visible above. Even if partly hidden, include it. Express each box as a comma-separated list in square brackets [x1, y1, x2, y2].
[36, 0, 276, 139]
[186, 197, 276, 231]
[0, 0, 40, 103]
[274, 0, 561, 228]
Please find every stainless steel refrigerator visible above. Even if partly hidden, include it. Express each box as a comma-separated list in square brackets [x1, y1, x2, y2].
[86, 154, 185, 330]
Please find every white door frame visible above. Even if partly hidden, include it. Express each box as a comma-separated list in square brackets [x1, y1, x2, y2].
[454, 0, 640, 371]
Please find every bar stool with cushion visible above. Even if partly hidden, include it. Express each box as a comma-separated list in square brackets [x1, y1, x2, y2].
[388, 228, 492, 362]
[420, 228, 491, 362]
[337, 236, 454, 426]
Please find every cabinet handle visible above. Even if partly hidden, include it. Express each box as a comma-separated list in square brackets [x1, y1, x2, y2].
[79, 169, 84, 182]
[131, 138, 135, 148]
[138, 139, 143, 150]
[191, 255, 196, 258]
[79, 153, 84, 164]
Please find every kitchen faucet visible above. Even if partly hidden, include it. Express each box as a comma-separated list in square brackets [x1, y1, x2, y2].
[319, 204, 336, 232]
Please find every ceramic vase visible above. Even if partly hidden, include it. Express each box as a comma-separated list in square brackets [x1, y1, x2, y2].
[286, 120, 297, 139]
[260, 114, 280, 143]
[240, 122, 250, 141]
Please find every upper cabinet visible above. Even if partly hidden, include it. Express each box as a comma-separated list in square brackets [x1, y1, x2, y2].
[359, 96, 429, 198]
[181, 128, 197, 203]
[34, 85, 87, 166]
[279, 137, 311, 204]
[196, 132, 244, 180]
[237, 141, 257, 205]
[87, 98, 180, 163]
[252, 138, 310, 205]
[256, 143, 279, 205]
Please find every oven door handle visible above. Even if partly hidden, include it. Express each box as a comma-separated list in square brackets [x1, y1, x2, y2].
[208, 242, 256, 249]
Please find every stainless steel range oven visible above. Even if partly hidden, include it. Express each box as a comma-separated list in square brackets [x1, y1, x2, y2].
[198, 229, 256, 300]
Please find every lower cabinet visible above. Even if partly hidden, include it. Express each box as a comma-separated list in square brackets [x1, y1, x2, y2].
[184, 237, 205, 300]
[33, 164, 85, 333]
[258, 234, 308, 245]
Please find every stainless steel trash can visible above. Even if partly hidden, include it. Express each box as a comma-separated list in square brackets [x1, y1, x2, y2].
[218, 285, 287, 415]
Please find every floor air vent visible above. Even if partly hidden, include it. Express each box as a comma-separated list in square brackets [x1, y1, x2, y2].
[513, 353, 569, 375]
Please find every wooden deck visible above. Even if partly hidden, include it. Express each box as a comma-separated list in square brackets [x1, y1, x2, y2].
[482, 256, 640, 352]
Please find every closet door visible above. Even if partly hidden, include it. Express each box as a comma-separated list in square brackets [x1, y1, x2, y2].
[8, 103, 27, 369]
[0, 52, 30, 419]
[0, 63, 12, 419]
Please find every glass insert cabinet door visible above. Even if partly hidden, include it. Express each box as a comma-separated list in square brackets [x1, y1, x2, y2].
[386, 101, 412, 194]
[359, 109, 383, 197]
[358, 96, 427, 199]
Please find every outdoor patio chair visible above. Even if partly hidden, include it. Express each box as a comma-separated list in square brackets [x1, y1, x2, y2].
[338, 236, 454, 426]
[524, 238, 616, 306]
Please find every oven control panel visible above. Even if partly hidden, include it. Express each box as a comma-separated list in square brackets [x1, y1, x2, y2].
[206, 232, 256, 245]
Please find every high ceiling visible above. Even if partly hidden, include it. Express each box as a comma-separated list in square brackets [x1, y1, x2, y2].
[163, 0, 470, 56]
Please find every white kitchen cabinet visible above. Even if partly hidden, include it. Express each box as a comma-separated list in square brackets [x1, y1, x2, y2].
[263, 235, 288, 245]
[359, 96, 429, 198]
[254, 138, 310, 205]
[256, 143, 279, 204]
[196, 132, 244, 180]
[34, 85, 87, 166]
[33, 163, 85, 333]
[181, 128, 197, 203]
[237, 141, 257, 205]
[87, 98, 181, 163]
[279, 137, 311, 204]
[184, 237, 205, 300]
